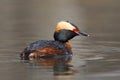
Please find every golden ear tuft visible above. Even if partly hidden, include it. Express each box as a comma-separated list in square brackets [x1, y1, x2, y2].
[55, 21, 76, 32]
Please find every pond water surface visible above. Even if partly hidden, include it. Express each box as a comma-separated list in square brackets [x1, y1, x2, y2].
[0, 0, 120, 80]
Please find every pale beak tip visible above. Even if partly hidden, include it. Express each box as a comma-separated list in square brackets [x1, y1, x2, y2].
[79, 32, 89, 37]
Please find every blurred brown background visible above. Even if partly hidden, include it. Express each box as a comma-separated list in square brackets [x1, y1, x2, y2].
[0, 0, 120, 80]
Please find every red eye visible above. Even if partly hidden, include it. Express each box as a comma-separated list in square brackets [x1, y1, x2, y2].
[73, 28, 80, 34]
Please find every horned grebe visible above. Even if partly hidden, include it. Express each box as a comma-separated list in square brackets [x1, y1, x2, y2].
[20, 21, 88, 59]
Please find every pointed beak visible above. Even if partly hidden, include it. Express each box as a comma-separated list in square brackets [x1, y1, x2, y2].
[73, 28, 89, 36]
[79, 32, 89, 36]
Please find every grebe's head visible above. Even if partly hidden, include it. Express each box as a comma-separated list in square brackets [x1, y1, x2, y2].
[54, 21, 89, 42]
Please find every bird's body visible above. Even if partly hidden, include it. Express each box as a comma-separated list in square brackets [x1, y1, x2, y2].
[20, 21, 88, 59]
[21, 40, 72, 59]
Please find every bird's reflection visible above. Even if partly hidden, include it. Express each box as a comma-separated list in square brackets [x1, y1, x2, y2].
[21, 54, 77, 75]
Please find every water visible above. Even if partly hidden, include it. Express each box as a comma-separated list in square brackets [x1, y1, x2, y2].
[0, 0, 120, 80]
